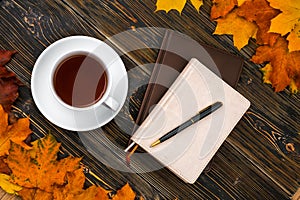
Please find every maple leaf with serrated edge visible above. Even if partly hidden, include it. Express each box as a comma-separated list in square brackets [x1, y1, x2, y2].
[155, 0, 203, 13]
[6, 134, 81, 193]
[252, 36, 300, 92]
[112, 183, 136, 200]
[213, 9, 258, 50]
[53, 168, 109, 200]
[268, 0, 300, 51]
[0, 105, 32, 156]
[210, 0, 237, 20]
[236, 0, 280, 46]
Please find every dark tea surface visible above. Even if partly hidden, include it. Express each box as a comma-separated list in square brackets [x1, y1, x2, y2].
[53, 54, 107, 107]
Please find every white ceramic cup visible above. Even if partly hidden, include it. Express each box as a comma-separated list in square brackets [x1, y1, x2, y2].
[48, 36, 119, 112]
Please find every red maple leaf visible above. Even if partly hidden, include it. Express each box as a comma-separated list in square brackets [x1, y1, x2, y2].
[0, 50, 22, 112]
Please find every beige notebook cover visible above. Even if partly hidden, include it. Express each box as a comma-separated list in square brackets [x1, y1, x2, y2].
[131, 58, 250, 183]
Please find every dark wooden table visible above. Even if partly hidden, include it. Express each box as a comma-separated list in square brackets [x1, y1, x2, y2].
[0, 0, 299, 199]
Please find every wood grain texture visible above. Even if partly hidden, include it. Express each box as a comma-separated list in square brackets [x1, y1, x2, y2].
[0, 0, 299, 199]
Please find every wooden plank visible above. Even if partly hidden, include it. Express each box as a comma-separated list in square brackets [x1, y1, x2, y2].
[61, 0, 300, 199]
[0, 189, 19, 200]
[0, 0, 156, 198]
[0, 0, 299, 199]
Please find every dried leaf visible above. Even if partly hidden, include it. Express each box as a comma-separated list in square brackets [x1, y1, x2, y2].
[0, 50, 22, 112]
[287, 24, 300, 52]
[0, 50, 16, 66]
[0, 105, 32, 156]
[0, 173, 22, 194]
[268, 0, 300, 36]
[112, 183, 136, 200]
[214, 9, 258, 50]
[236, 0, 280, 45]
[7, 134, 81, 192]
[18, 188, 53, 200]
[252, 37, 300, 92]
[210, 0, 237, 20]
[0, 156, 11, 175]
[155, 0, 203, 13]
[53, 169, 109, 200]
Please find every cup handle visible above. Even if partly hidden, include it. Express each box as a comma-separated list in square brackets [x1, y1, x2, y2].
[104, 96, 119, 111]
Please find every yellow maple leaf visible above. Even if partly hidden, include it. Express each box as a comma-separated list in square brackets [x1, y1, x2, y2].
[156, 0, 203, 13]
[213, 9, 258, 50]
[287, 24, 300, 51]
[0, 105, 31, 156]
[268, 0, 300, 37]
[0, 173, 22, 195]
[6, 134, 81, 193]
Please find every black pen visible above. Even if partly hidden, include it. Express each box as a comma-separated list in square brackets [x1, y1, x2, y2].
[150, 101, 223, 148]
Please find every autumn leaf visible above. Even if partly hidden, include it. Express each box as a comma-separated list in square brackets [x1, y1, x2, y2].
[112, 183, 136, 200]
[0, 173, 22, 195]
[0, 156, 11, 175]
[237, 0, 250, 6]
[287, 24, 300, 52]
[268, 0, 300, 51]
[210, 0, 237, 20]
[7, 134, 81, 192]
[53, 168, 109, 200]
[18, 188, 53, 200]
[236, 0, 280, 46]
[0, 50, 16, 66]
[0, 50, 22, 112]
[268, 0, 300, 35]
[213, 9, 258, 50]
[155, 0, 203, 13]
[0, 105, 32, 156]
[252, 36, 300, 92]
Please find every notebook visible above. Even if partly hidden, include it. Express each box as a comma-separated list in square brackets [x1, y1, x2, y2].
[131, 58, 250, 183]
[135, 30, 244, 126]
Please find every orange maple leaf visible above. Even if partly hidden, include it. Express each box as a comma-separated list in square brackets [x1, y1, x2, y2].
[6, 134, 81, 192]
[18, 188, 53, 200]
[53, 168, 109, 200]
[236, 0, 280, 46]
[112, 183, 136, 200]
[252, 37, 300, 92]
[0, 105, 31, 156]
[210, 0, 237, 20]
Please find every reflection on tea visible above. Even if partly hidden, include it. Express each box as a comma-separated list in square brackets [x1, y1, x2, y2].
[53, 54, 107, 107]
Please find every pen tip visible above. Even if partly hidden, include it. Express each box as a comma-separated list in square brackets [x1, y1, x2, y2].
[150, 140, 160, 148]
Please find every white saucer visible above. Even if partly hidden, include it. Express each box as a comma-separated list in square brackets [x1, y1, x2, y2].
[31, 36, 128, 131]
